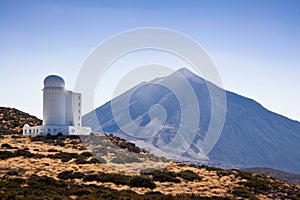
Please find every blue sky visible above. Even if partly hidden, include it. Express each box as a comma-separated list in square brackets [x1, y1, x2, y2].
[0, 0, 300, 120]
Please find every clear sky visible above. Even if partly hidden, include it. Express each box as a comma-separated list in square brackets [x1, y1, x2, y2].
[0, 0, 300, 121]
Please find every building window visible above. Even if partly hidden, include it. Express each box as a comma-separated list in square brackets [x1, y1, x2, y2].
[29, 130, 31, 133]
[48, 129, 50, 132]
[24, 130, 27, 134]
[78, 102, 81, 106]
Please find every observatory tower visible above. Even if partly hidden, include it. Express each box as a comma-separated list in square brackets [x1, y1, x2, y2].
[23, 75, 91, 136]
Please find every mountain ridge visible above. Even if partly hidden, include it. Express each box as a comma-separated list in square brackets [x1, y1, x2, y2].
[83, 68, 300, 174]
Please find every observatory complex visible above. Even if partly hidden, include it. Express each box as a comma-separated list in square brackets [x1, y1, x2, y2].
[23, 75, 91, 136]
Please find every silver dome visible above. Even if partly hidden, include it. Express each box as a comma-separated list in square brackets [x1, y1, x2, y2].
[44, 75, 65, 88]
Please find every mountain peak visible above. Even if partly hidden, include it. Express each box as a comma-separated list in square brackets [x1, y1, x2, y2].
[177, 67, 196, 76]
[176, 67, 205, 83]
[83, 67, 300, 174]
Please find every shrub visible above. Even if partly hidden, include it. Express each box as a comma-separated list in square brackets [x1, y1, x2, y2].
[199, 164, 221, 171]
[232, 186, 258, 200]
[239, 178, 271, 193]
[216, 170, 231, 178]
[83, 174, 98, 182]
[75, 158, 89, 164]
[1, 143, 13, 149]
[56, 141, 66, 147]
[0, 151, 14, 160]
[90, 157, 106, 164]
[236, 170, 253, 180]
[57, 171, 85, 180]
[48, 149, 59, 152]
[15, 149, 35, 158]
[8, 177, 26, 185]
[57, 171, 74, 180]
[6, 170, 19, 176]
[74, 156, 106, 164]
[99, 173, 131, 185]
[83, 173, 131, 186]
[176, 170, 202, 182]
[147, 170, 180, 183]
[80, 152, 92, 158]
[129, 176, 156, 189]
[48, 152, 80, 162]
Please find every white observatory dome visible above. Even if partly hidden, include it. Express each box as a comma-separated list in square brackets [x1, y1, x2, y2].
[44, 75, 65, 88]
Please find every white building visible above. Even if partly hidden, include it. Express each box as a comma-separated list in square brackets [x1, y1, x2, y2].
[23, 75, 91, 136]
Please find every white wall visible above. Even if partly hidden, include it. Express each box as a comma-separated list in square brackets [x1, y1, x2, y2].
[65, 91, 74, 126]
[23, 125, 91, 136]
[72, 93, 81, 126]
[43, 88, 65, 126]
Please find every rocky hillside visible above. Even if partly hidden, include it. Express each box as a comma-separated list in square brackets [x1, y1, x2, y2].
[0, 107, 42, 134]
[0, 107, 299, 199]
[242, 167, 300, 186]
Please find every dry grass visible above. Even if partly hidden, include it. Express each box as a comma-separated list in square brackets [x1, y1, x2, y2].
[1, 134, 299, 199]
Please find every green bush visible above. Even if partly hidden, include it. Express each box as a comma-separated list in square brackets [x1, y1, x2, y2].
[236, 170, 253, 180]
[6, 170, 19, 176]
[0, 151, 14, 160]
[57, 171, 73, 180]
[48, 149, 59, 152]
[176, 170, 202, 182]
[57, 171, 85, 180]
[1, 143, 13, 149]
[99, 173, 131, 185]
[90, 157, 106, 164]
[232, 186, 258, 200]
[75, 158, 89, 164]
[74, 156, 106, 164]
[80, 152, 93, 157]
[146, 170, 180, 183]
[239, 178, 271, 193]
[83, 173, 132, 185]
[129, 176, 156, 189]
[15, 149, 34, 158]
[48, 151, 80, 162]
[82, 174, 98, 182]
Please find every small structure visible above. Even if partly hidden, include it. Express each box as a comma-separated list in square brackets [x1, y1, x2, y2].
[23, 75, 91, 136]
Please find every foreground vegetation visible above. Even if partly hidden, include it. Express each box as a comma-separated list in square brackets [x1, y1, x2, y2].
[0, 175, 232, 200]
